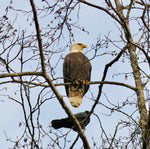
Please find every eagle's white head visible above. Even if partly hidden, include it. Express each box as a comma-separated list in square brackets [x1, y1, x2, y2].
[70, 42, 87, 53]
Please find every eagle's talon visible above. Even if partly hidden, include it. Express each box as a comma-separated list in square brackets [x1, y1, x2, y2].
[75, 79, 80, 85]
[74, 79, 85, 85]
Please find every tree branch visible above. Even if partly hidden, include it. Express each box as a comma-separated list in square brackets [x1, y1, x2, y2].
[77, 0, 121, 24]
[29, 0, 90, 148]
[44, 74, 90, 149]
[85, 45, 128, 126]
[0, 79, 136, 91]
[0, 72, 42, 78]
[141, 7, 150, 32]
[114, 0, 147, 147]
[30, 0, 46, 73]
[55, 81, 136, 91]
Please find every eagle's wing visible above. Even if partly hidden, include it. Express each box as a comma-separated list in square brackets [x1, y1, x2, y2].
[63, 54, 71, 96]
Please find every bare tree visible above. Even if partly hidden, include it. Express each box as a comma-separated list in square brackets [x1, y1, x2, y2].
[0, 0, 150, 148]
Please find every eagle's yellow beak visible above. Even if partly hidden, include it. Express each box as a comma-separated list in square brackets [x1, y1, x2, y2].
[81, 44, 87, 48]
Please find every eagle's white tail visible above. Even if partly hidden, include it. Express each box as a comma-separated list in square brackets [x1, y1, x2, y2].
[69, 96, 82, 107]
[69, 87, 83, 107]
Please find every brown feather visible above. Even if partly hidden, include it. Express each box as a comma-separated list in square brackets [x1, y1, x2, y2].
[63, 52, 91, 107]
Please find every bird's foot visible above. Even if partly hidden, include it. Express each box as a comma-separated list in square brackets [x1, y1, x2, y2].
[74, 79, 86, 88]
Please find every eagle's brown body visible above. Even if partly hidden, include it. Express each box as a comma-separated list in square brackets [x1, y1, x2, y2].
[63, 43, 91, 107]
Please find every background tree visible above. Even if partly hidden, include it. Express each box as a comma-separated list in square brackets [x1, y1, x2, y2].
[0, 0, 150, 148]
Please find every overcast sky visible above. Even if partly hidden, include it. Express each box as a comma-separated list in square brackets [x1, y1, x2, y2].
[0, 0, 147, 148]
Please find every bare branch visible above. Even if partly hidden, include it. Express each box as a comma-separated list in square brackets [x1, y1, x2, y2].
[30, 0, 46, 73]
[77, 0, 121, 24]
[0, 72, 42, 78]
[141, 7, 150, 31]
[44, 74, 91, 149]
[55, 81, 136, 91]
[29, 0, 91, 148]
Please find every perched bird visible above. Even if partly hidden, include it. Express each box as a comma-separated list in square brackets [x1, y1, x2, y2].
[63, 42, 92, 107]
[51, 111, 90, 131]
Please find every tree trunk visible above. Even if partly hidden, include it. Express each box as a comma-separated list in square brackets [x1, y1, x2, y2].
[128, 43, 147, 149]
[114, 0, 148, 148]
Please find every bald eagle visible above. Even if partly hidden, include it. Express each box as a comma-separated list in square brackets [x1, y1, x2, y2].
[63, 42, 91, 107]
